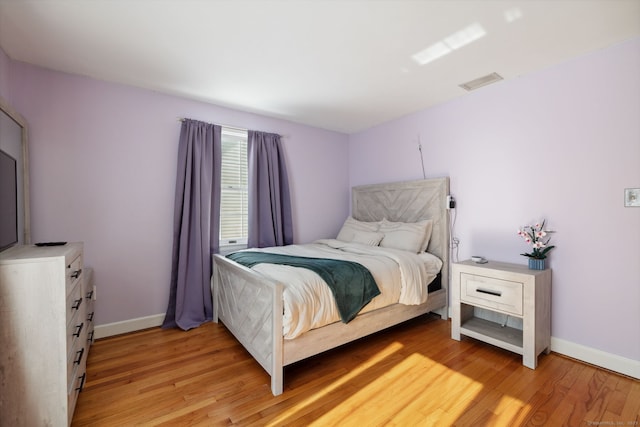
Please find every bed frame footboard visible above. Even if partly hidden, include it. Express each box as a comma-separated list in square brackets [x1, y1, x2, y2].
[212, 254, 284, 395]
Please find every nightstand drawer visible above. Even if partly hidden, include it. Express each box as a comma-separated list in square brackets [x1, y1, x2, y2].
[461, 273, 523, 316]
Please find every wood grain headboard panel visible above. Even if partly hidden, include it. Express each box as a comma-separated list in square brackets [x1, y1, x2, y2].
[351, 177, 450, 295]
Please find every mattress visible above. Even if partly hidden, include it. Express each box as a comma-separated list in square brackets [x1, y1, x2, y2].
[240, 239, 443, 339]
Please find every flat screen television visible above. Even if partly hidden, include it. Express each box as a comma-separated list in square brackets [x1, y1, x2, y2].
[0, 148, 18, 252]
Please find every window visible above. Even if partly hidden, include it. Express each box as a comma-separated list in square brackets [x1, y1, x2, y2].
[220, 127, 248, 247]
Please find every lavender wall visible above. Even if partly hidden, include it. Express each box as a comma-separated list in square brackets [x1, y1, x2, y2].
[349, 38, 640, 364]
[0, 49, 10, 101]
[7, 58, 350, 325]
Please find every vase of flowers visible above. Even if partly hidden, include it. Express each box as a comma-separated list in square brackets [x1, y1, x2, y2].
[517, 220, 555, 270]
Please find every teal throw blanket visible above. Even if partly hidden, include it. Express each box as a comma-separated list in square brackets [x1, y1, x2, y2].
[227, 251, 380, 323]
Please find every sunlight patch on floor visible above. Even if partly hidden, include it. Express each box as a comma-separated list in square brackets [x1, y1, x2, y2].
[267, 342, 405, 426]
[490, 394, 532, 424]
[310, 351, 485, 425]
[434, 375, 531, 425]
[268, 343, 534, 426]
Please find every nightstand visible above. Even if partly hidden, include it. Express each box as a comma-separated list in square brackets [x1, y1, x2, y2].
[451, 260, 552, 369]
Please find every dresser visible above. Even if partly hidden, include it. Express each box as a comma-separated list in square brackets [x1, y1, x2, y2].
[0, 243, 93, 426]
[451, 260, 552, 369]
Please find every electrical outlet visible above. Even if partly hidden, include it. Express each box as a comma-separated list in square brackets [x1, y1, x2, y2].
[447, 195, 456, 209]
[625, 188, 640, 207]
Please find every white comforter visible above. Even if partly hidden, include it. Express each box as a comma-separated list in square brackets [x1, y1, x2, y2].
[245, 239, 442, 339]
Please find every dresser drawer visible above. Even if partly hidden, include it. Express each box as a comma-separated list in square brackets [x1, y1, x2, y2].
[66, 310, 85, 385]
[66, 339, 86, 391]
[460, 273, 523, 316]
[86, 296, 96, 346]
[67, 367, 87, 425]
[66, 253, 83, 296]
[66, 308, 84, 355]
[66, 279, 84, 327]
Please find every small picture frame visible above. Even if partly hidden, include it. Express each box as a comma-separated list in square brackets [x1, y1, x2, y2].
[624, 188, 640, 207]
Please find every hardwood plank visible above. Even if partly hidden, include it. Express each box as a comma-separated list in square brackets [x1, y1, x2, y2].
[618, 380, 640, 423]
[72, 315, 639, 426]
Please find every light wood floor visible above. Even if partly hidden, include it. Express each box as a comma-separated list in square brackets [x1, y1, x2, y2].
[72, 315, 639, 426]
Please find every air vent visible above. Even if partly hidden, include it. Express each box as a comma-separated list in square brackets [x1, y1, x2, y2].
[459, 72, 503, 91]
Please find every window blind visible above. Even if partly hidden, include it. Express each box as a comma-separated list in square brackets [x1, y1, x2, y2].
[220, 128, 248, 245]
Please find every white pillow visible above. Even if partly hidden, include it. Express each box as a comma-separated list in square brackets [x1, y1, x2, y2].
[336, 217, 379, 242]
[418, 219, 434, 252]
[350, 230, 385, 246]
[378, 218, 433, 253]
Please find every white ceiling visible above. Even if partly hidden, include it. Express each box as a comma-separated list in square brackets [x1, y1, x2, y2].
[1, 1, 639, 134]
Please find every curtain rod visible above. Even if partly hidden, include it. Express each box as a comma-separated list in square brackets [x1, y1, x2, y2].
[177, 117, 287, 138]
[177, 117, 246, 133]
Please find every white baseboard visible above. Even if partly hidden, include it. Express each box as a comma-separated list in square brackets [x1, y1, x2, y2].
[94, 312, 639, 380]
[94, 313, 165, 339]
[551, 337, 640, 379]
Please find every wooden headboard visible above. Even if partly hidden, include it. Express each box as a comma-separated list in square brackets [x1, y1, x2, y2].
[351, 177, 450, 294]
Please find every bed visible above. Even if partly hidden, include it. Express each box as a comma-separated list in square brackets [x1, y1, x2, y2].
[212, 177, 450, 395]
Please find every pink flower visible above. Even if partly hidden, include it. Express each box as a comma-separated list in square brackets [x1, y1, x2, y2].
[518, 219, 556, 259]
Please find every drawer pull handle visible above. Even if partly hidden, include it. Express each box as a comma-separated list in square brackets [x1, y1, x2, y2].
[88, 311, 95, 322]
[476, 288, 502, 297]
[88, 331, 95, 344]
[71, 269, 82, 279]
[74, 347, 85, 365]
[86, 290, 94, 299]
[72, 298, 83, 310]
[76, 373, 87, 392]
[73, 322, 84, 337]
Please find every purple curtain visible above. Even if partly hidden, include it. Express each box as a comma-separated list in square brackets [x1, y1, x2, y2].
[247, 131, 293, 248]
[163, 119, 221, 330]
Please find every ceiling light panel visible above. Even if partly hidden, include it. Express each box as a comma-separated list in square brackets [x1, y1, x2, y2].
[412, 22, 487, 66]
